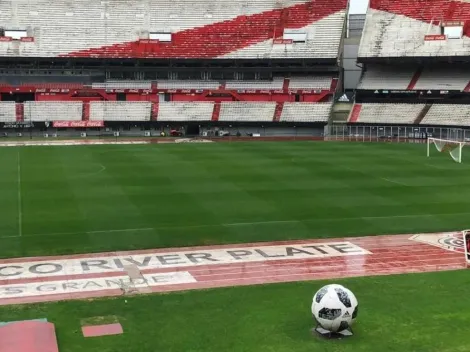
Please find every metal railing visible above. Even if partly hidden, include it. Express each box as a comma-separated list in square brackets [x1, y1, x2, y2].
[327, 124, 470, 142]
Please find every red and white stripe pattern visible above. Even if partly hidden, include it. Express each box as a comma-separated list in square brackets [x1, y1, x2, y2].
[360, 0, 470, 58]
[0, 0, 347, 59]
[0, 232, 464, 306]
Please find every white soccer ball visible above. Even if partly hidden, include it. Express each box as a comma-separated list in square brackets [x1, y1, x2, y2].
[311, 284, 358, 333]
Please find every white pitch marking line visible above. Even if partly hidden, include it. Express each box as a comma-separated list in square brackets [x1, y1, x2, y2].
[340, 164, 408, 186]
[73, 164, 107, 178]
[2, 212, 470, 239]
[381, 177, 408, 186]
[425, 163, 445, 170]
[17, 150, 23, 237]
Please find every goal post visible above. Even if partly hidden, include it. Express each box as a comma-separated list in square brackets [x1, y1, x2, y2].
[463, 230, 470, 266]
[427, 137, 465, 163]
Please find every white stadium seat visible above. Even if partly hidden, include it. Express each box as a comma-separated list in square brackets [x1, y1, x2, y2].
[357, 67, 415, 90]
[225, 78, 284, 90]
[23, 101, 83, 121]
[421, 105, 470, 127]
[288, 77, 333, 90]
[219, 102, 276, 122]
[90, 102, 151, 121]
[157, 81, 220, 90]
[414, 69, 470, 91]
[354, 103, 424, 124]
[158, 102, 214, 121]
[280, 103, 332, 122]
[92, 81, 152, 90]
[0, 102, 17, 122]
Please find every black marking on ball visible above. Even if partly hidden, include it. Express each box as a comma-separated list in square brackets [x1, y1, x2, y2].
[335, 287, 352, 308]
[315, 287, 329, 303]
[318, 308, 342, 320]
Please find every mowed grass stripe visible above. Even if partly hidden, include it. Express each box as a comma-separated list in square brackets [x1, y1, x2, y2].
[0, 142, 469, 258]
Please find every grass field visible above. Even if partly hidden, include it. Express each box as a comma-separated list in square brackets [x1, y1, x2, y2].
[2, 270, 470, 352]
[0, 141, 469, 258]
[1, 141, 470, 351]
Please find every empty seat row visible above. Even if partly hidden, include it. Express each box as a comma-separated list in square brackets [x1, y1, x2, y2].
[0, 102, 16, 122]
[97, 78, 334, 90]
[351, 103, 424, 124]
[24, 101, 83, 121]
[357, 66, 415, 90]
[219, 102, 276, 122]
[421, 105, 470, 127]
[225, 78, 284, 90]
[280, 102, 332, 122]
[158, 102, 214, 121]
[0, 101, 333, 123]
[89, 102, 152, 121]
[92, 82, 152, 90]
[414, 69, 470, 91]
[289, 77, 333, 90]
[358, 66, 470, 91]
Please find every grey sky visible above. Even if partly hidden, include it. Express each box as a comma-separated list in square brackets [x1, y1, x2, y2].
[349, 0, 369, 14]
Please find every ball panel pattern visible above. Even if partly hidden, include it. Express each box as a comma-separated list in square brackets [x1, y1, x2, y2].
[335, 287, 351, 308]
[318, 307, 342, 320]
[315, 286, 329, 303]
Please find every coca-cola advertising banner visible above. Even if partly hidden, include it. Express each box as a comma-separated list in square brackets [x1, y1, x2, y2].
[424, 34, 446, 41]
[52, 121, 104, 128]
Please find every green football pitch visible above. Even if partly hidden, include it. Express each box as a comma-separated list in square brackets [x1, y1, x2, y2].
[1, 141, 470, 352]
[0, 141, 469, 258]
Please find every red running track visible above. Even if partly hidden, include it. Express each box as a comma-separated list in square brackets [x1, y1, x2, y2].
[0, 233, 465, 306]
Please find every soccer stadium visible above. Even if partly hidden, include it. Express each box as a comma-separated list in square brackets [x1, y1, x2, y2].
[1, 0, 470, 350]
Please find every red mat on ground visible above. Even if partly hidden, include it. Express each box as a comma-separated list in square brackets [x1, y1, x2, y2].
[82, 323, 123, 337]
[0, 321, 59, 352]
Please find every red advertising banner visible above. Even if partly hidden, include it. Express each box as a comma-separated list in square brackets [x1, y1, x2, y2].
[20, 37, 35, 42]
[424, 34, 446, 41]
[0, 37, 12, 42]
[442, 21, 464, 27]
[273, 39, 293, 44]
[52, 121, 104, 128]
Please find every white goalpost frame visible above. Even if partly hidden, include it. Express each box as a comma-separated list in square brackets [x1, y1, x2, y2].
[463, 229, 470, 266]
[427, 137, 465, 163]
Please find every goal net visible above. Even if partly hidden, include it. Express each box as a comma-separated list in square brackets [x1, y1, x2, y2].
[427, 137, 465, 163]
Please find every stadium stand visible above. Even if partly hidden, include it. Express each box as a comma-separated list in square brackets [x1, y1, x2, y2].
[289, 76, 333, 90]
[0, 0, 347, 59]
[158, 102, 214, 121]
[280, 102, 332, 122]
[358, 0, 470, 58]
[358, 66, 470, 91]
[413, 68, 470, 91]
[89, 102, 152, 121]
[219, 102, 276, 122]
[349, 103, 425, 124]
[357, 66, 415, 90]
[24, 102, 83, 122]
[90, 77, 334, 91]
[92, 81, 152, 90]
[225, 78, 284, 90]
[0, 102, 17, 122]
[421, 104, 470, 126]
[156, 81, 220, 90]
